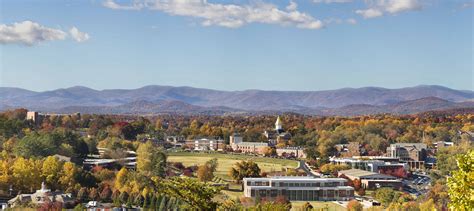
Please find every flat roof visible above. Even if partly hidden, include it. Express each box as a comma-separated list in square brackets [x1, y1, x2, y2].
[243, 176, 347, 182]
[339, 169, 397, 180]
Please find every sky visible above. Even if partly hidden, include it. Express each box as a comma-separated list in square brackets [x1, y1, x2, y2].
[0, 0, 473, 92]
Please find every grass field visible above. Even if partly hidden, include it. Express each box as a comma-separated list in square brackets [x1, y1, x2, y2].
[290, 201, 346, 211]
[167, 152, 298, 181]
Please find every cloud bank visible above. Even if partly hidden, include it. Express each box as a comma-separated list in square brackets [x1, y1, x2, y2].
[103, 0, 324, 29]
[0, 21, 89, 46]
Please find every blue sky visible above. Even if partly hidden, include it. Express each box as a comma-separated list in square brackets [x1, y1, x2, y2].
[0, 0, 472, 91]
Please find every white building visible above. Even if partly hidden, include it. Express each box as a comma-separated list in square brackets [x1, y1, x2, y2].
[8, 182, 74, 208]
[243, 176, 354, 201]
[230, 133, 269, 154]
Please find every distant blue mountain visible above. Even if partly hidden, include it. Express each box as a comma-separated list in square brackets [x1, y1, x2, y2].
[0, 85, 472, 115]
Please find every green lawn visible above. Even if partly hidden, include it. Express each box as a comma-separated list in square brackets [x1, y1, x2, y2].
[167, 152, 298, 181]
[290, 201, 346, 211]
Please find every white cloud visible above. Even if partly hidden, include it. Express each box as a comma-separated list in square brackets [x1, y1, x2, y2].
[103, 0, 143, 10]
[103, 0, 324, 30]
[356, 8, 383, 18]
[0, 21, 90, 46]
[461, 1, 473, 9]
[286, 0, 298, 11]
[69, 27, 90, 42]
[385, 0, 422, 14]
[0, 21, 67, 46]
[356, 0, 422, 19]
[346, 18, 357, 24]
[313, 0, 353, 3]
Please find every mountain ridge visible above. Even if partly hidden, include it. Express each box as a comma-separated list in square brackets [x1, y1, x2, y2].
[1, 85, 473, 115]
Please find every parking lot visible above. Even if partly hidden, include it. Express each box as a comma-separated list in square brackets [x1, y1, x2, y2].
[402, 173, 431, 197]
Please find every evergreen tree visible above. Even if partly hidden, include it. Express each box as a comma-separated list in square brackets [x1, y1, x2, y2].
[159, 196, 168, 211]
[155, 195, 163, 210]
[149, 194, 156, 209]
[143, 195, 149, 209]
[166, 197, 175, 210]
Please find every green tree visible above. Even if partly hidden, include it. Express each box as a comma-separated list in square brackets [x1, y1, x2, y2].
[447, 150, 474, 210]
[160, 177, 219, 210]
[229, 160, 261, 183]
[136, 141, 167, 177]
[41, 156, 62, 190]
[159, 196, 167, 211]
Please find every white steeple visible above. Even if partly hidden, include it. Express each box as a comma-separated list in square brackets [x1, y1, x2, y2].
[275, 116, 282, 131]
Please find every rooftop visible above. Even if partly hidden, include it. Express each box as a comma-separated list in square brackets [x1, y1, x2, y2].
[339, 169, 398, 180]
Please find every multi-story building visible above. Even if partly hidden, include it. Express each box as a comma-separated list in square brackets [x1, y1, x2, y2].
[387, 143, 427, 170]
[185, 138, 225, 151]
[230, 133, 269, 154]
[243, 177, 354, 201]
[276, 147, 307, 159]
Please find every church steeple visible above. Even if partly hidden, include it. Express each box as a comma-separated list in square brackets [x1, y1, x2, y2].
[275, 116, 282, 131]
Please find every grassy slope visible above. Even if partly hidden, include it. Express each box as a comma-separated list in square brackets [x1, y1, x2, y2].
[167, 152, 298, 181]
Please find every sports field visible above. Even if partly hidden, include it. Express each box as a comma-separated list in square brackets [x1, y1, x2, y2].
[167, 152, 298, 181]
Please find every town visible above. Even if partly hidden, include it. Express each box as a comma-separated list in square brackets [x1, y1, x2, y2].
[0, 109, 472, 210]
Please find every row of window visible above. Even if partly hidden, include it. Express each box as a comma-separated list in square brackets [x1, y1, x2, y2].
[247, 181, 344, 187]
[249, 189, 354, 201]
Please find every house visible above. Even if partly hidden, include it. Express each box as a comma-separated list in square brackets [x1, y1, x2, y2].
[243, 176, 354, 201]
[8, 182, 74, 208]
[338, 169, 402, 190]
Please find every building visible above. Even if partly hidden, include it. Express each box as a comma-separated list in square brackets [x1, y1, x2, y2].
[243, 176, 354, 201]
[330, 157, 408, 177]
[185, 138, 225, 151]
[387, 143, 427, 170]
[263, 116, 292, 143]
[229, 133, 269, 154]
[338, 169, 402, 190]
[276, 147, 306, 159]
[8, 182, 74, 208]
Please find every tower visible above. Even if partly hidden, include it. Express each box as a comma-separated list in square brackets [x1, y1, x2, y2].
[275, 116, 282, 131]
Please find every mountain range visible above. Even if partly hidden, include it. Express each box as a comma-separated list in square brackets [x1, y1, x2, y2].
[1, 85, 473, 116]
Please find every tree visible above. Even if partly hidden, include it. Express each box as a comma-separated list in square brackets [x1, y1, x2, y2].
[100, 186, 112, 202]
[206, 158, 218, 172]
[159, 177, 219, 210]
[301, 202, 313, 210]
[11, 157, 41, 192]
[229, 160, 261, 183]
[347, 200, 363, 211]
[58, 161, 78, 190]
[136, 141, 167, 177]
[419, 199, 436, 211]
[89, 188, 99, 201]
[262, 146, 275, 157]
[447, 150, 474, 210]
[114, 167, 129, 192]
[41, 156, 62, 189]
[374, 188, 396, 207]
[77, 187, 88, 202]
[197, 164, 213, 182]
[159, 196, 167, 211]
[119, 191, 129, 204]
